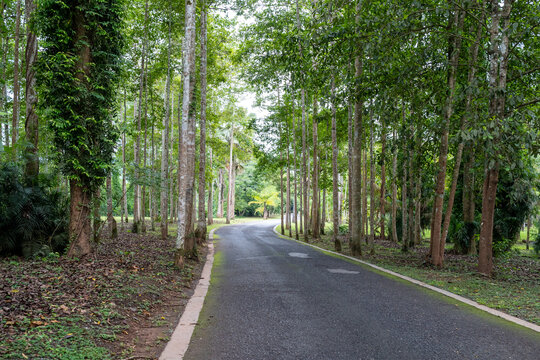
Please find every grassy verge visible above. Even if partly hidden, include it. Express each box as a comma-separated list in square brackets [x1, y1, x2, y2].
[276, 224, 540, 325]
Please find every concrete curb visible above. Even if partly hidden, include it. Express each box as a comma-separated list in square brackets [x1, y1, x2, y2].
[272, 224, 540, 333]
[159, 229, 217, 360]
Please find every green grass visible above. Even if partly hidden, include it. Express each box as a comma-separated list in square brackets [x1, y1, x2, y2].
[276, 224, 540, 325]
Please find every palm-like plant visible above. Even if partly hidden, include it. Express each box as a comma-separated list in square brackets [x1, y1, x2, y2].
[249, 186, 279, 220]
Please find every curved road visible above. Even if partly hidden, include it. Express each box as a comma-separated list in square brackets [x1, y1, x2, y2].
[184, 220, 539, 360]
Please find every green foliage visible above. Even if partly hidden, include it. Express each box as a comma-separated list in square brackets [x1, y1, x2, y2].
[249, 185, 279, 216]
[36, 0, 124, 192]
[0, 164, 69, 257]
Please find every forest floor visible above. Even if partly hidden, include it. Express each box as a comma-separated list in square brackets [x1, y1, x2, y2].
[276, 225, 540, 326]
[0, 217, 263, 360]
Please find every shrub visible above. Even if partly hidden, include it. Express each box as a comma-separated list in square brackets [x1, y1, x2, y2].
[0, 164, 69, 257]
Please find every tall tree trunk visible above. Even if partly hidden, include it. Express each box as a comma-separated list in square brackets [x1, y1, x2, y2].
[463, 147, 476, 254]
[478, 0, 512, 276]
[106, 174, 117, 239]
[293, 97, 299, 239]
[286, 118, 291, 235]
[196, 0, 208, 243]
[24, 0, 38, 180]
[226, 126, 234, 224]
[350, 3, 363, 255]
[133, 0, 149, 232]
[401, 124, 409, 252]
[121, 90, 127, 228]
[280, 149, 284, 232]
[1, 0, 7, 149]
[429, 7, 465, 266]
[368, 109, 375, 254]
[11, 0, 21, 149]
[391, 128, 398, 243]
[207, 148, 213, 225]
[363, 149, 368, 241]
[160, 13, 172, 240]
[440, 3, 485, 258]
[217, 168, 224, 218]
[176, 0, 197, 267]
[331, 74, 341, 251]
[141, 61, 149, 233]
[379, 119, 386, 240]
[311, 98, 320, 239]
[348, 104, 353, 229]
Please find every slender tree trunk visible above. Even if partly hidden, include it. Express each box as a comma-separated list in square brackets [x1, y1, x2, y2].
[141, 60, 149, 233]
[121, 90, 127, 228]
[379, 119, 386, 240]
[11, 0, 21, 149]
[401, 124, 408, 251]
[24, 0, 38, 179]
[176, 0, 197, 267]
[429, 7, 465, 266]
[226, 126, 234, 224]
[286, 120, 291, 235]
[293, 97, 299, 239]
[160, 13, 172, 240]
[350, 5, 363, 255]
[312, 98, 320, 239]
[363, 149, 368, 241]
[368, 109, 375, 254]
[348, 104, 353, 229]
[1, 0, 7, 149]
[207, 148, 213, 225]
[196, 0, 208, 243]
[463, 147, 476, 254]
[331, 74, 341, 251]
[217, 168, 224, 218]
[479, 0, 512, 276]
[391, 130, 398, 243]
[106, 174, 117, 239]
[440, 4, 485, 258]
[526, 216, 531, 250]
[280, 149, 284, 232]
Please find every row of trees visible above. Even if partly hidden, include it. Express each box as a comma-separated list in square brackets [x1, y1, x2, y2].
[0, 0, 262, 268]
[240, 0, 539, 276]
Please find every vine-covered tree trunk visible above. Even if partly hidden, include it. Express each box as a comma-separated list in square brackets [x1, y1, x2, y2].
[11, 0, 21, 149]
[67, 180, 92, 257]
[160, 12, 172, 240]
[24, 0, 39, 180]
[176, 0, 197, 267]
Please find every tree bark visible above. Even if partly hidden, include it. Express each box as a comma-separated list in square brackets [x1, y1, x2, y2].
[331, 74, 341, 251]
[217, 168, 224, 218]
[293, 97, 299, 240]
[226, 126, 234, 224]
[479, 0, 512, 276]
[391, 127, 398, 243]
[350, 1, 363, 256]
[311, 98, 320, 239]
[11, 0, 21, 149]
[176, 0, 197, 267]
[368, 108, 375, 254]
[207, 148, 213, 225]
[122, 90, 127, 227]
[67, 180, 92, 257]
[196, 0, 208, 243]
[24, 0, 39, 180]
[463, 147, 476, 254]
[106, 174, 117, 239]
[160, 12, 172, 240]
[429, 7, 465, 266]
[379, 119, 386, 240]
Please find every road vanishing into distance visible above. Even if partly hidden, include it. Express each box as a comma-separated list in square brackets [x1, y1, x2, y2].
[184, 221, 540, 360]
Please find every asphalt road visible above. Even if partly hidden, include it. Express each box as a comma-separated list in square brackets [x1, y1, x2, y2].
[184, 220, 540, 360]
